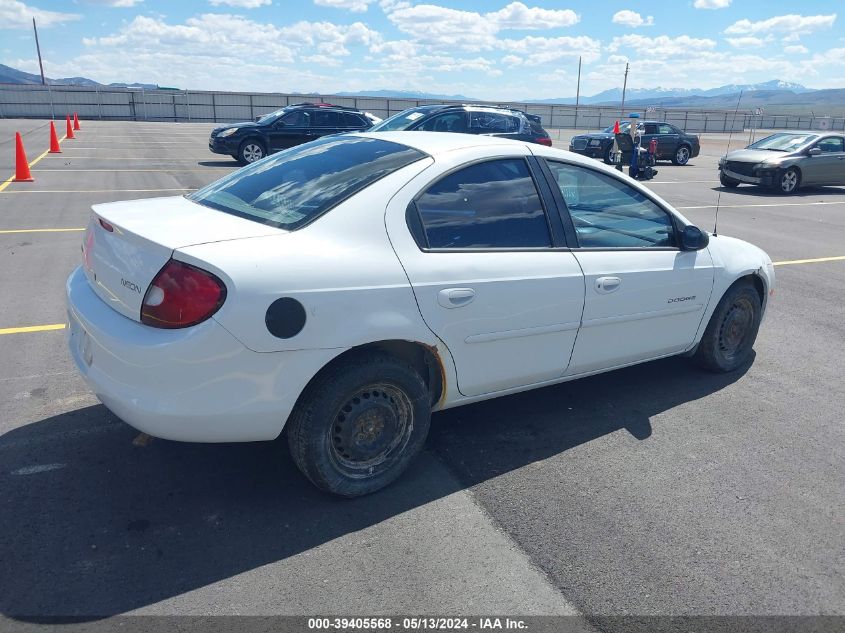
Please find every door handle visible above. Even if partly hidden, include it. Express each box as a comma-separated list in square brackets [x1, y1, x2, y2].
[438, 288, 475, 308]
[595, 276, 621, 294]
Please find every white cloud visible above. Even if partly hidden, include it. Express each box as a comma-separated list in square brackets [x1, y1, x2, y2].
[314, 0, 374, 12]
[724, 14, 836, 42]
[385, 2, 579, 51]
[608, 34, 716, 58]
[694, 0, 731, 9]
[84, 0, 144, 7]
[612, 10, 653, 28]
[208, 0, 271, 8]
[725, 36, 767, 48]
[487, 2, 579, 30]
[498, 35, 601, 65]
[0, 0, 80, 28]
[783, 44, 808, 55]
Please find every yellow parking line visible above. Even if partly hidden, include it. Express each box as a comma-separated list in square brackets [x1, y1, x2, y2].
[0, 228, 84, 234]
[31, 168, 221, 172]
[0, 134, 68, 193]
[773, 255, 845, 266]
[0, 324, 66, 335]
[678, 201, 845, 210]
[1, 188, 196, 193]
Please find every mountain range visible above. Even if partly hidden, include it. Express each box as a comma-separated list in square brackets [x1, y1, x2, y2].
[1, 64, 841, 113]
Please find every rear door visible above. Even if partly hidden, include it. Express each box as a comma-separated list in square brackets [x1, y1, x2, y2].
[311, 109, 344, 139]
[386, 149, 585, 397]
[540, 159, 715, 375]
[268, 110, 311, 151]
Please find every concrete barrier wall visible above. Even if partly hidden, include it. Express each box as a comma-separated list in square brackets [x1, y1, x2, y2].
[1, 84, 843, 133]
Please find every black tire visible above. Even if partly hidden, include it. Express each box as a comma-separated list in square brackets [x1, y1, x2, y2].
[286, 353, 431, 497]
[237, 139, 265, 165]
[672, 144, 691, 165]
[777, 167, 801, 194]
[720, 171, 740, 188]
[603, 144, 615, 165]
[693, 281, 762, 373]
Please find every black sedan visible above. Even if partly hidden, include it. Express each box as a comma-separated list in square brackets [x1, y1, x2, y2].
[209, 102, 373, 164]
[569, 121, 700, 165]
[370, 104, 553, 146]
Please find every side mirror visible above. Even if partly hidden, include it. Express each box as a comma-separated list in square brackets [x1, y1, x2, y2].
[680, 225, 709, 251]
[807, 147, 822, 156]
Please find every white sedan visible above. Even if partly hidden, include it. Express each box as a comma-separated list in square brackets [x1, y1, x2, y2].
[66, 132, 775, 496]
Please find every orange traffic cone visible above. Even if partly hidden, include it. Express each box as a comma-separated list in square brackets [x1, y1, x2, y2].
[66, 115, 75, 139]
[14, 132, 33, 182]
[49, 121, 61, 153]
[613, 120, 621, 134]
[73, 112, 80, 130]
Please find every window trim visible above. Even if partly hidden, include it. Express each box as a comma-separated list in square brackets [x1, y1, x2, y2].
[537, 157, 686, 251]
[407, 156, 562, 253]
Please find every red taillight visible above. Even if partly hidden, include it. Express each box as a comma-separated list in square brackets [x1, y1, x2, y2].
[141, 260, 226, 329]
[537, 137, 553, 147]
[99, 218, 114, 232]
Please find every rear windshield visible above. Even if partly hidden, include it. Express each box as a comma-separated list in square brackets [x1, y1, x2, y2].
[188, 135, 426, 230]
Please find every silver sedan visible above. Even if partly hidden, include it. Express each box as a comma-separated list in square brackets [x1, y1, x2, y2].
[719, 132, 845, 194]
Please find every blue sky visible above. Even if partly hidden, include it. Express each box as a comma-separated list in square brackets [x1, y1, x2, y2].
[1, 0, 842, 99]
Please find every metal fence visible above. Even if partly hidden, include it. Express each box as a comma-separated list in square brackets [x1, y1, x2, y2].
[1, 83, 843, 133]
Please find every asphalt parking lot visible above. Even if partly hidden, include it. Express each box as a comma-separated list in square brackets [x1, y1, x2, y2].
[0, 120, 843, 629]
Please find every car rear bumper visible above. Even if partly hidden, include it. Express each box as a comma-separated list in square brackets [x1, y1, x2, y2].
[66, 266, 337, 443]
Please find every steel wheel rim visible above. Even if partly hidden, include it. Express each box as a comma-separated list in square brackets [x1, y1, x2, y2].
[781, 170, 797, 192]
[243, 144, 263, 162]
[677, 147, 689, 164]
[717, 297, 754, 362]
[328, 383, 414, 478]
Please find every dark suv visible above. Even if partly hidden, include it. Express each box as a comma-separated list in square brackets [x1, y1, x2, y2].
[569, 121, 700, 165]
[209, 103, 373, 164]
[369, 104, 553, 146]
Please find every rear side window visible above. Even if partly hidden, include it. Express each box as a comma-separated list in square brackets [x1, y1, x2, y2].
[413, 159, 551, 249]
[189, 136, 426, 230]
[343, 112, 368, 127]
[545, 161, 676, 248]
[312, 110, 342, 127]
[658, 124, 675, 134]
[469, 111, 521, 134]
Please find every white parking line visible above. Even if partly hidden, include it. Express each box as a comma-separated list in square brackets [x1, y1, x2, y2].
[11, 463, 67, 476]
[677, 201, 845, 210]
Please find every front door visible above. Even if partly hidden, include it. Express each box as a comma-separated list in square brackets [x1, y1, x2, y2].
[541, 159, 715, 375]
[805, 136, 845, 185]
[387, 152, 585, 397]
[268, 110, 311, 151]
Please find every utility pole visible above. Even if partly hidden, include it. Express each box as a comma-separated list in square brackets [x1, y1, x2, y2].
[33, 18, 46, 85]
[574, 56, 581, 129]
[620, 62, 630, 117]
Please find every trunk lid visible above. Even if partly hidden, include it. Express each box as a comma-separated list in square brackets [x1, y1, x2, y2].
[82, 195, 283, 321]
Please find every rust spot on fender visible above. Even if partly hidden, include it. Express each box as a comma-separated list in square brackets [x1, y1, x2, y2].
[423, 342, 447, 409]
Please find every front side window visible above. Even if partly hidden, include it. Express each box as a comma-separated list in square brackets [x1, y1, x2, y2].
[189, 136, 426, 230]
[414, 159, 551, 249]
[545, 161, 676, 248]
[280, 111, 308, 127]
[816, 137, 844, 153]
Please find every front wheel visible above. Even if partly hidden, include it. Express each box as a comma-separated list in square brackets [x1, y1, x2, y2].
[777, 167, 801, 194]
[720, 171, 740, 188]
[237, 139, 265, 165]
[286, 353, 431, 497]
[672, 145, 691, 165]
[693, 281, 762, 373]
[603, 144, 615, 165]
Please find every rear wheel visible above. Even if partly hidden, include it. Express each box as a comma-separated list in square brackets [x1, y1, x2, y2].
[693, 281, 762, 373]
[286, 353, 431, 497]
[777, 167, 801, 194]
[720, 171, 740, 188]
[237, 139, 265, 165]
[672, 145, 691, 165]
